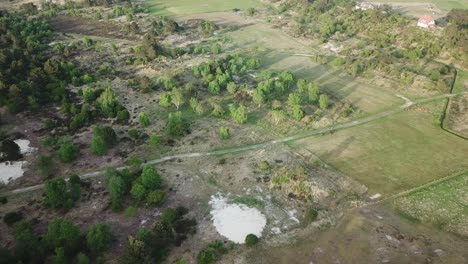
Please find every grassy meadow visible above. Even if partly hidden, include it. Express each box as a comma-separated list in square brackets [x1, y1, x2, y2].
[290, 101, 468, 196]
[148, 0, 262, 15]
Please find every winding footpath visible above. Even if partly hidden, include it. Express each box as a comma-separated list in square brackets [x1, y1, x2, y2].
[1, 92, 467, 197]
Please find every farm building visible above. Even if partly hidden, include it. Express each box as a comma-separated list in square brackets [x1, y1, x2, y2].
[417, 15, 435, 28]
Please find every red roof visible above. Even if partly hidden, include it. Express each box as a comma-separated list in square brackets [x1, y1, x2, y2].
[418, 15, 434, 24]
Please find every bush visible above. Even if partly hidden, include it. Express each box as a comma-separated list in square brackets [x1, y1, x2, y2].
[57, 141, 79, 163]
[138, 112, 151, 127]
[197, 248, 217, 264]
[37, 155, 53, 177]
[3, 211, 23, 226]
[91, 126, 117, 156]
[161, 208, 177, 225]
[141, 165, 162, 189]
[45, 218, 81, 255]
[146, 190, 167, 206]
[130, 183, 146, 200]
[149, 134, 160, 146]
[165, 112, 190, 137]
[86, 224, 113, 255]
[305, 208, 318, 223]
[245, 234, 258, 246]
[219, 126, 230, 140]
[258, 161, 269, 171]
[125, 206, 136, 218]
[246, 8, 256, 16]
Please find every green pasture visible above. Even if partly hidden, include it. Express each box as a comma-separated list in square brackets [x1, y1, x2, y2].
[148, 0, 262, 16]
[290, 101, 468, 195]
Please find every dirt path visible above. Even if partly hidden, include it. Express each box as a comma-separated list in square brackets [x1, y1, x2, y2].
[2, 92, 466, 197]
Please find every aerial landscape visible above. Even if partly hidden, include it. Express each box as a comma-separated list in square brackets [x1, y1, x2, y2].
[0, 0, 467, 263]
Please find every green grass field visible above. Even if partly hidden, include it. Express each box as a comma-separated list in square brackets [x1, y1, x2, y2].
[373, 0, 468, 11]
[453, 69, 468, 94]
[226, 22, 402, 114]
[148, 0, 262, 15]
[393, 173, 468, 237]
[290, 101, 468, 195]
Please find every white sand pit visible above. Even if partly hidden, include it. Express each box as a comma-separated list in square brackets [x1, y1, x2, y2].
[14, 139, 37, 155]
[0, 161, 26, 184]
[209, 195, 266, 244]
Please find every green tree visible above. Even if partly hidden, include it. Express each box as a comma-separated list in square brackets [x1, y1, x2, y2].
[86, 224, 113, 255]
[52, 247, 66, 264]
[43, 178, 74, 209]
[226, 82, 237, 94]
[190, 97, 204, 115]
[138, 112, 151, 127]
[287, 93, 301, 107]
[146, 190, 167, 206]
[165, 111, 190, 137]
[219, 126, 230, 140]
[245, 234, 258, 246]
[76, 253, 90, 264]
[141, 165, 161, 190]
[171, 88, 185, 110]
[252, 89, 266, 106]
[91, 126, 117, 156]
[159, 94, 172, 107]
[291, 105, 304, 121]
[69, 175, 81, 202]
[319, 94, 329, 109]
[14, 221, 39, 263]
[37, 155, 53, 177]
[97, 85, 120, 118]
[230, 104, 248, 124]
[161, 208, 177, 225]
[45, 218, 81, 255]
[211, 43, 221, 54]
[57, 141, 79, 163]
[307, 82, 319, 103]
[106, 172, 126, 212]
[130, 183, 146, 200]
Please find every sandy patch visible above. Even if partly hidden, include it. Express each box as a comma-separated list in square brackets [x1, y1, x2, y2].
[209, 194, 266, 244]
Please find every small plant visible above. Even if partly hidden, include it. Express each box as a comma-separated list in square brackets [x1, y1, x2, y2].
[305, 208, 318, 223]
[246, 8, 256, 16]
[245, 234, 258, 246]
[219, 126, 230, 140]
[258, 161, 270, 171]
[125, 206, 136, 218]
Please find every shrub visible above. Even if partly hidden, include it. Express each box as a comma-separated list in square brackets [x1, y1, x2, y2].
[117, 109, 130, 122]
[197, 248, 217, 264]
[165, 112, 190, 137]
[219, 126, 230, 140]
[45, 218, 81, 255]
[138, 112, 151, 127]
[149, 134, 160, 146]
[76, 253, 90, 264]
[125, 206, 136, 218]
[57, 141, 79, 163]
[230, 104, 248, 124]
[130, 183, 146, 200]
[319, 94, 329, 110]
[146, 190, 167, 206]
[246, 8, 256, 16]
[245, 234, 258, 246]
[37, 155, 53, 177]
[141, 165, 162, 189]
[305, 208, 318, 223]
[86, 224, 113, 255]
[91, 126, 117, 156]
[3, 211, 23, 226]
[161, 208, 177, 225]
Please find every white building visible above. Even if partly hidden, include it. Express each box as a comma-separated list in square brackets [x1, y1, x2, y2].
[417, 15, 436, 28]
